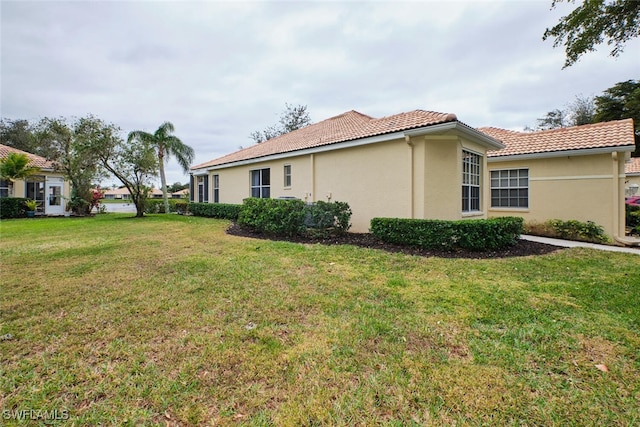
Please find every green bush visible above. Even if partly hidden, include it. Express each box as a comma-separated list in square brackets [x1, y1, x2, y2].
[145, 199, 178, 214]
[0, 197, 28, 219]
[304, 200, 352, 237]
[370, 216, 523, 251]
[546, 219, 608, 243]
[626, 205, 640, 234]
[189, 202, 242, 220]
[238, 198, 306, 237]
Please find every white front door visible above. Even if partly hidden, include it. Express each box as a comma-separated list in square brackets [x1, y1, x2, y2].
[46, 178, 65, 215]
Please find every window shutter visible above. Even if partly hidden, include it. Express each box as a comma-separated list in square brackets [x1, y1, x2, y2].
[189, 175, 195, 202]
[204, 175, 209, 202]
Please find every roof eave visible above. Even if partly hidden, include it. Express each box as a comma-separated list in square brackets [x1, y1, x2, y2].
[404, 121, 505, 150]
[488, 145, 636, 162]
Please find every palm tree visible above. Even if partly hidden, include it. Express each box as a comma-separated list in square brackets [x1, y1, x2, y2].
[0, 152, 39, 196]
[127, 122, 195, 214]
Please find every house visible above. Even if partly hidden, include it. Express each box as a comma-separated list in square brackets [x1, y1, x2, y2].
[190, 110, 636, 244]
[480, 119, 636, 244]
[0, 144, 71, 215]
[626, 157, 640, 196]
[171, 188, 189, 199]
[102, 187, 164, 200]
[191, 110, 505, 232]
[103, 187, 133, 200]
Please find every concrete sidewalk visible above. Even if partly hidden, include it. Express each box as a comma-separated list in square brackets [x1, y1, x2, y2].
[521, 235, 640, 255]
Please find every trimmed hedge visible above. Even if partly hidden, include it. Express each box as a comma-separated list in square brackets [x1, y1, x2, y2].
[304, 200, 352, 236]
[370, 216, 524, 251]
[189, 202, 242, 220]
[0, 198, 28, 219]
[238, 198, 306, 237]
[236, 198, 353, 238]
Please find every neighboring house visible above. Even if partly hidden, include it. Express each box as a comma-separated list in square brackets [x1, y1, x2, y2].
[190, 110, 636, 243]
[103, 187, 133, 200]
[481, 120, 636, 244]
[102, 187, 163, 199]
[0, 144, 70, 215]
[171, 188, 189, 199]
[625, 157, 640, 196]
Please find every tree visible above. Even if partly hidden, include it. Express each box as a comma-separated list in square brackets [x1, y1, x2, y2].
[167, 181, 189, 193]
[534, 95, 595, 130]
[34, 116, 112, 215]
[543, 0, 640, 68]
[0, 119, 36, 154]
[567, 94, 596, 125]
[594, 79, 640, 155]
[89, 127, 158, 217]
[250, 103, 312, 143]
[128, 122, 194, 214]
[536, 109, 566, 130]
[0, 152, 39, 196]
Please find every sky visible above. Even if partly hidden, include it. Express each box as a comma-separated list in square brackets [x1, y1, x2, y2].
[1, 0, 639, 187]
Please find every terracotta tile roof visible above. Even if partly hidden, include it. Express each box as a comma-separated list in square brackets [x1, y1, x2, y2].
[482, 119, 635, 158]
[0, 143, 56, 170]
[192, 110, 458, 169]
[627, 157, 640, 175]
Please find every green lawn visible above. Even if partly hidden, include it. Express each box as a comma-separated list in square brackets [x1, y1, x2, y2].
[1, 214, 639, 426]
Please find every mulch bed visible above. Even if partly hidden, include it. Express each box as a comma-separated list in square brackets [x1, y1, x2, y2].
[226, 223, 563, 259]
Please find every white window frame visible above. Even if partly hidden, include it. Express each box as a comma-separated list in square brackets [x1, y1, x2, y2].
[213, 174, 219, 203]
[490, 168, 529, 208]
[462, 150, 481, 213]
[250, 168, 270, 198]
[284, 164, 291, 188]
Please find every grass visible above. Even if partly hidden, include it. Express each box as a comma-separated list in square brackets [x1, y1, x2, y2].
[1, 213, 639, 426]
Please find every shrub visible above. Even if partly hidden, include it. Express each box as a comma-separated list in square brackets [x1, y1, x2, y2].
[189, 202, 241, 220]
[524, 219, 608, 243]
[0, 197, 28, 219]
[144, 199, 192, 214]
[238, 198, 306, 237]
[626, 205, 640, 235]
[303, 200, 352, 237]
[370, 216, 523, 251]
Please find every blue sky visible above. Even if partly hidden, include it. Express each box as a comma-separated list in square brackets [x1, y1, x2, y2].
[2, 0, 638, 186]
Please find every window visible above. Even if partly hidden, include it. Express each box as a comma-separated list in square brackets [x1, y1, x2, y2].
[250, 168, 270, 198]
[284, 164, 291, 188]
[213, 174, 219, 203]
[196, 176, 209, 203]
[462, 150, 481, 212]
[0, 179, 9, 198]
[25, 176, 45, 213]
[491, 169, 529, 208]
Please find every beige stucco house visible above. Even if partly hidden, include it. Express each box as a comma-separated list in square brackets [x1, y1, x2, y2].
[0, 144, 71, 215]
[191, 110, 505, 232]
[481, 120, 636, 244]
[190, 110, 637, 244]
[626, 157, 640, 196]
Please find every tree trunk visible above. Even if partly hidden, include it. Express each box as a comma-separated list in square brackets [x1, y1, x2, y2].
[159, 150, 169, 214]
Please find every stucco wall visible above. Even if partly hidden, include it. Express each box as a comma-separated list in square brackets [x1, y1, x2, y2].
[488, 152, 626, 239]
[206, 133, 494, 233]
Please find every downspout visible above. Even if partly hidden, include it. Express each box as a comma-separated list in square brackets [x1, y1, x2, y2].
[405, 135, 414, 218]
[310, 153, 315, 203]
[612, 151, 640, 246]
